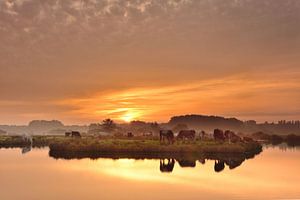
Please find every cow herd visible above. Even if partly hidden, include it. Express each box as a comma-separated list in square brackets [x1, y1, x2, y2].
[160, 129, 253, 144]
[65, 131, 81, 138]
[65, 128, 254, 144]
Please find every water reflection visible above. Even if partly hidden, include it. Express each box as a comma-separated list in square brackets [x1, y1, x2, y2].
[160, 159, 175, 173]
[0, 147, 300, 200]
[21, 146, 31, 154]
[214, 160, 225, 172]
[48, 149, 261, 173]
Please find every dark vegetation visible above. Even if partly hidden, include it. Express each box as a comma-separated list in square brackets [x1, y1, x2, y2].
[1, 115, 300, 136]
[168, 115, 300, 135]
[251, 132, 300, 146]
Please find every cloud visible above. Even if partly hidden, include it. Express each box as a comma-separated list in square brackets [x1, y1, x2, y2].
[56, 70, 300, 123]
[1, 0, 300, 124]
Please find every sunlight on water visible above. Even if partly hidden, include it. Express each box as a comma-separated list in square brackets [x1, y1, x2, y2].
[0, 147, 299, 200]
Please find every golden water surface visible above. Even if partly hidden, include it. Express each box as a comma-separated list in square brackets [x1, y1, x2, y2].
[0, 147, 299, 200]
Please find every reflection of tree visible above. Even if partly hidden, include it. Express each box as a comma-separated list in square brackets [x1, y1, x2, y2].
[160, 159, 175, 173]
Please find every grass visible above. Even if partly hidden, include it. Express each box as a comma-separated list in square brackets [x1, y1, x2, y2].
[48, 137, 262, 154]
[0, 135, 262, 160]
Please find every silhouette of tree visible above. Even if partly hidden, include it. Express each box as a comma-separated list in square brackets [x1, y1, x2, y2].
[101, 119, 117, 132]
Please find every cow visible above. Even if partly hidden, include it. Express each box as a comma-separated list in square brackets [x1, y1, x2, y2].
[127, 132, 133, 138]
[71, 131, 81, 138]
[214, 129, 225, 141]
[214, 160, 225, 173]
[177, 130, 196, 141]
[224, 130, 233, 140]
[200, 130, 206, 140]
[243, 136, 254, 143]
[224, 130, 242, 143]
[160, 159, 175, 173]
[65, 132, 71, 137]
[160, 130, 174, 144]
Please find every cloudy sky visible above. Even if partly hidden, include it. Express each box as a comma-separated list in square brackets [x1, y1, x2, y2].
[0, 0, 300, 124]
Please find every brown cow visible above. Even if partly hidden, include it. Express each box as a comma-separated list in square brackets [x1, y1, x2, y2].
[200, 130, 206, 140]
[214, 129, 225, 141]
[225, 130, 242, 143]
[71, 131, 81, 138]
[65, 132, 71, 137]
[243, 136, 254, 143]
[160, 130, 174, 144]
[177, 130, 196, 141]
[127, 132, 133, 138]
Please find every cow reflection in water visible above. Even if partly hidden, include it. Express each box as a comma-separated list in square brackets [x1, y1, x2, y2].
[214, 160, 225, 172]
[214, 158, 244, 172]
[160, 159, 175, 173]
[225, 158, 244, 170]
[21, 146, 31, 154]
[177, 160, 196, 168]
[158, 158, 245, 173]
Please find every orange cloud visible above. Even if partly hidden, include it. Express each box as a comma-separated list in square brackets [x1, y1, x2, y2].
[57, 71, 300, 123]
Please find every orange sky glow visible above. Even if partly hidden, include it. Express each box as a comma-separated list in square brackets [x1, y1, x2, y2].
[1, 0, 300, 124]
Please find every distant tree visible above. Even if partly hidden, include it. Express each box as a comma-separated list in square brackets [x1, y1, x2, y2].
[87, 123, 102, 134]
[101, 119, 117, 132]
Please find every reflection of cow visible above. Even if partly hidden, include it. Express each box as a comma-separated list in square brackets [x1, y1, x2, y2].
[160, 159, 175, 173]
[21, 146, 31, 154]
[160, 130, 174, 144]
[177, 130, 196, 141]
[71, 131, 81, 138]
[198, 158, 206, 164]
[177, 160, 196, 168]
[214, 129, 225, 141]
[225, 158, 244, 170]
[214, 160, 225, 173]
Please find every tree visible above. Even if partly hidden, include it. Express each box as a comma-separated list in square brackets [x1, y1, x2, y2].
[101, 119, 117, 132]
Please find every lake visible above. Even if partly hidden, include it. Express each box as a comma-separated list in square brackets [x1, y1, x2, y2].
[0, 145, 299, 200]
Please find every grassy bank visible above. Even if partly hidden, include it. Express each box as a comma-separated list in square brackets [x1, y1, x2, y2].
[0, 135, 262, 159]
[0, 135, 67, 148]
[49, 137, 262, 155]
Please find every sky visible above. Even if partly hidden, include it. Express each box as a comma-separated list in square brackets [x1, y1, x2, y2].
[0, 0, 300, 125]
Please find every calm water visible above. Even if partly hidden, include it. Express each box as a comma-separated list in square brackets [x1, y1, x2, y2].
[0, 146, 299, 200]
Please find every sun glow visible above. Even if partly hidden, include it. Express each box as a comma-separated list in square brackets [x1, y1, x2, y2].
[120, 110, 140, 122]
